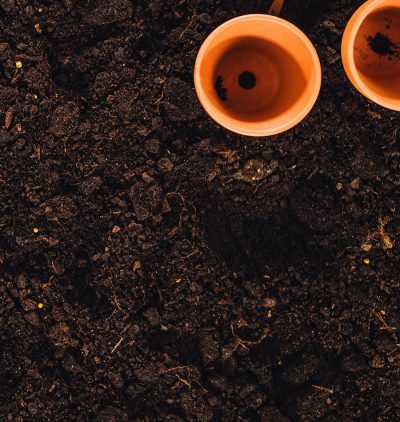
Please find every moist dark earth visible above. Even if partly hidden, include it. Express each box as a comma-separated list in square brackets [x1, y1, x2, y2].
[368, 33, 397, 56]
[1, 0, 400, 421]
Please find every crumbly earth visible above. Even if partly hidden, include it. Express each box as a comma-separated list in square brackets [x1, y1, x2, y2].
[1, 0, 400, 421]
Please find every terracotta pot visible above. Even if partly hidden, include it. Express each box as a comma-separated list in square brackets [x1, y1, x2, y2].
[194, 14, 321, 136]
[342, 0, 400, 111]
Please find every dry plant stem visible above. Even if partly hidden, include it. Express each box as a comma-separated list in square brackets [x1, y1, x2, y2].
[268, 0, 285, 16]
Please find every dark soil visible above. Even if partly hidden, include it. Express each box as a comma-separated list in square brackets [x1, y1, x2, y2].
[1, 0, 400, 421]
[368, 32, 396, 56]
[215, 75, 228, 101]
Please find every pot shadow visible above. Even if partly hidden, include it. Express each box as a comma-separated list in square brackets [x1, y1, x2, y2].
[64, 245, 113, 318]
[203, 199, 339, 277]
[233, 0, 335, 32]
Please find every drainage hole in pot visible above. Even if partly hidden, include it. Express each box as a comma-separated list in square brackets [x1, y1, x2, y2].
[238, 71, 256, 89]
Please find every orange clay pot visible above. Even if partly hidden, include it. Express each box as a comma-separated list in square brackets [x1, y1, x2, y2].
[342, 0, 400, 111]
[194, 14, 321, 136]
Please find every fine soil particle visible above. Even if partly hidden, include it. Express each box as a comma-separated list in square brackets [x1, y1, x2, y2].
[1, 1, 400, 421]
[368, 32, 396, 55]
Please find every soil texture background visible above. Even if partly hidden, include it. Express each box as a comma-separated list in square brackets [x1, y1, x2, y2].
[1, 0, 400, 421]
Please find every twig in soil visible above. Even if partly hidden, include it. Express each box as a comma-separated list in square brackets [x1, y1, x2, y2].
[111, 337, 124, 354]
[391, 128, 398, 146]
[164, 365, 193, 373]
[35, 146, 41, 160]
[361, 218, 394, 252]
[312, 384, 334, 394]
[5, 107, 13, 130]
[179, 12, 197, 40]
[180, 248, 199, 259]
[371, 308, 399, 349]
[344, 123, 360, 142]
[153, 90, 164, 105]
[372, 309, 397, 333]
[47, 217, 66, 230]
[268, 0, 285, 16]
[166, 366, 208, 392]
[172, 374, 192, 389]
[223, 322, 270, 358]
[387, 347, 400, 356]
[231, 322, 270, 347]
[253, 178, 267, 193]
[378, 218, 394, 250]
[111, 292, 126, 313]
[111, 324, 131, 353]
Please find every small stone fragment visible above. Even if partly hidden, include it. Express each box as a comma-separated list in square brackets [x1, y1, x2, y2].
[145, 139, 160, 155]
[264, 297, 277, 308]
[163, 78, 200, 121]
[157, 157, 174, 173]
[143, 307, 161, 327]
[133, 260, 142, 272]
[0, 86, 17, 114]
[361, 242, 372, 252]
[16, 274, 26, 289]
[62, 353, 82, 373]
[49, 322, 72, 347]
[45, 196, 78, 220]
[24, 312, 40, 326]
[79, 176, 102, 196]
[5, 107, 13, 129]
[350, 177, 360, 190]
[200, 334, 220, 365]
[49, 102, 80, 138]
[129, 181, 162, 221]
[112, 85, 138, 122]
[234, 159, 278, 182]
[141, 172, 154, 183]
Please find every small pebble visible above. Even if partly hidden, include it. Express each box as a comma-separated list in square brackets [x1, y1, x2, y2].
[24, 312, 40, 326]
[264, 297, 277, 308]
[16, 274, 26, 289]
[157, 157, 174, 173]
[143, 307, 161, 327]
[234, 159, 278, 182]
[350, 177, 360, 190]
[112, 225, 121, 233]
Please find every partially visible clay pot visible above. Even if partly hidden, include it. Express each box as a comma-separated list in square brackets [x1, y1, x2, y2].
[342, 0, 400, 111]
[194, 14, 321, 137]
